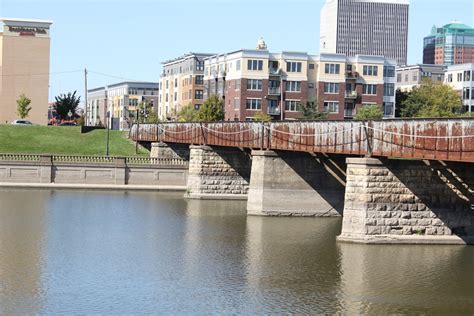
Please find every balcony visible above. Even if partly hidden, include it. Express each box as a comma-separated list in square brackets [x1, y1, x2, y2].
[269, 68, 281, 76]
[268, 87, 281, 95]
[345, 71, 359, 79]
[344, 90, 358, 99]
[344, 108, 355, 118]
[267, 106, 281, 116]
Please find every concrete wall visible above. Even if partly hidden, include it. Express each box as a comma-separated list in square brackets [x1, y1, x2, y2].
[339, 158, 474, 244]
[247, 151, 346, 216]
[0, 156, 188, 187]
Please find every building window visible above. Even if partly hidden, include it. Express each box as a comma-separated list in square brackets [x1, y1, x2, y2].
[165, 94, 168, 102]
[324, 63, 340, 74]
[383, 102, 394, 116]
[323, 101, 339, 113]
[324, 82, 339, 94]
[309, 63, 315, 70]
[196, 61, 204, 71]
[247, 79, 263, 90]
[405, 74, 408, 82]
[464, 71, 471, 81]
[195, 90, 203, 99]
[233, 98, 240, 109]
[448, 74, 453, 82]
[195, 75, 204, 85]
[286, 62, 302, 72]
[383, 66, 395, 77]
[285, 100, 299, 112]
[363, 65, 378, 76]
[174, 92, 177, 101]
[286, 81, 301, 92]
[246, 98, 262, 110]
[413, 73, 418, 81]
[457, 73, 463, 82]
[397, 73, 402, 83]
[363, 84, 377, 95]
[236, 60, 241, 71]
[384, 83, 395, 96]
[463, 88, 470, 100]
[175, 78, 178, 87]
[235, 80, 241, 90]
[166, 80, 169, 89]
[247, 60, 263, 71]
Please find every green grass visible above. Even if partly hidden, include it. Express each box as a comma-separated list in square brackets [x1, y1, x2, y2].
[0, 125, 149, 157]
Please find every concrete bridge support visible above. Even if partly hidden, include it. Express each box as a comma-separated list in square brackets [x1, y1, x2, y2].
[150, 142, 190, 160]
[339, 158, 474, 244]
[247, 151, 346, 216]
[185, 145, 250, 200]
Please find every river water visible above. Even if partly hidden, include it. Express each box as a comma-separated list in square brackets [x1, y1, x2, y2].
[0, 189, 473, 314]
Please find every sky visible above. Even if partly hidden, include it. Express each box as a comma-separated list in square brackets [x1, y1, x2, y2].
[1, 0, 474, 104]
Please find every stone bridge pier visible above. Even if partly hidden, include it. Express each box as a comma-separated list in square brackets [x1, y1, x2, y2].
[339, 158, 474, 244]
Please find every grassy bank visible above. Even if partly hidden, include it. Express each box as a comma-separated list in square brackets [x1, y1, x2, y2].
[0, 125, 149, 156]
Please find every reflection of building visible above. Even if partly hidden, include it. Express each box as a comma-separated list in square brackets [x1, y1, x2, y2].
[320, 0, 409, 66]
[0, 18, 52, 124]
[204, 39, 396, 121]
[396, 64, 446, 92]
[423, 22, 474, 66]
[445, 63, 474, 113]
[87, 82, 158, 130]
[158, 52, 213, 120]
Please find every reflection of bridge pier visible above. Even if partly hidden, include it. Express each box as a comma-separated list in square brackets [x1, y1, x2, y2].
[134, 119, 474, 244]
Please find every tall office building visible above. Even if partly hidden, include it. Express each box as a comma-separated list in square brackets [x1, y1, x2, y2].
[423, 21, 474, 66]
[0, 18, 52, 124]
[320, 0, 409, 65]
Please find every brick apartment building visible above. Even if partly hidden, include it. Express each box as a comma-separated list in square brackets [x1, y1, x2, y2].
[203, 39, 396, 121]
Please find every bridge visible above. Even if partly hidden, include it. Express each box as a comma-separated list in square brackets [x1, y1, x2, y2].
[131, 118, 474, 245]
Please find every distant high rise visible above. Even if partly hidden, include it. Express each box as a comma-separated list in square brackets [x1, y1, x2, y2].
[320, 0, 409, 65]
[423, 21, 474, 66]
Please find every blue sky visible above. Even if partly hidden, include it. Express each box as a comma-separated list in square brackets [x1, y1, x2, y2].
[1, 0, 474, 103]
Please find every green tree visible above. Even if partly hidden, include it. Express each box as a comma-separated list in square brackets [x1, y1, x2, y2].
[253, 111, 272, 122]
[54, 91, 81, 121]
[178, 103, 198, 122]
[298, 99, 328, 120]
[354, 104, 384, 120]
[395, 89, 409, 117]
[137, 100, 159, 123]
[197, 95, 224, 122]
[400, 80, 462, 118]
[16, 94, 32, 119]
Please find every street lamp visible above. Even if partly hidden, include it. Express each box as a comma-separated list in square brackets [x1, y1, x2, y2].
[106, 110, 110, 157]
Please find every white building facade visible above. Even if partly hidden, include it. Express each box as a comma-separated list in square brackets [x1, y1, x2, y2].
[445, 63, 474, 113]
[320, 0, 410, 66]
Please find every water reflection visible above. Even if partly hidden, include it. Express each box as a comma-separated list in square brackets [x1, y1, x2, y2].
[0, 189, 473, 313]
[337, 243, 474, 314]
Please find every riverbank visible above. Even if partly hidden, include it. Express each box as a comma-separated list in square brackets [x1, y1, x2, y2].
[0, 125, 149, 156]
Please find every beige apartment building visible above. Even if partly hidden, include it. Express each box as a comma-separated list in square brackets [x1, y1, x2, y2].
[0, 18, 52, 124]
[204, 39, 396, 121]
[158, 52, 213, 120]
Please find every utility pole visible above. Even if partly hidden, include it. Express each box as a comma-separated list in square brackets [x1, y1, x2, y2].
[84, 68, 88, 126]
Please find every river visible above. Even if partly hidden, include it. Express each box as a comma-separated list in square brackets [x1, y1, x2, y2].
[0, 189, 473, 314]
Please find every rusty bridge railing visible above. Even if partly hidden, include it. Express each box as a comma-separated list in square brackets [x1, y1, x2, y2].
[130, 118, 474, 163]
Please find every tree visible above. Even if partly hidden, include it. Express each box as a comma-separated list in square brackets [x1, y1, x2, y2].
[54, 91, 80, 121]
[298, 100, 328, 120]
[16, 94, 32, 119]
[137, 100, 159, 123]
[197, 95, 224, 122]
[253, 111, 272, 122]
[178, 103, 199, 122]
[354, 104, 384, 120]
[395, 89, 409, 117]
[400, 80, 462, 118]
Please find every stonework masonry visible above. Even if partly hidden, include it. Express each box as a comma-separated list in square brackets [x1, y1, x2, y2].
[339, 158, 474, 244]
[185, 145, 250, 200]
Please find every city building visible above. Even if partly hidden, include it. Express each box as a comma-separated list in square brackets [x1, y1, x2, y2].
[445, 63, 474, 113]
[0, 18, 52, 124]
[320, 0, 409, 66]
[423, 21, 474, 66]
[203, 39, 396, 121]
[158, 52, 214, 120]
[87, 82, 158, 130]
[396, 64, 445, 91]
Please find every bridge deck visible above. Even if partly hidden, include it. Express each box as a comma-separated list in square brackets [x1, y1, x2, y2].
[131, 119, 474, 163]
